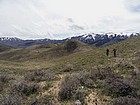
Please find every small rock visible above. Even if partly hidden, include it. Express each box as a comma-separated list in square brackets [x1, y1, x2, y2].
[75, 100, 82, 105]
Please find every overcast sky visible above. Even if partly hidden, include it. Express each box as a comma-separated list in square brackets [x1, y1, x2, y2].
[0, 0, 140, 39]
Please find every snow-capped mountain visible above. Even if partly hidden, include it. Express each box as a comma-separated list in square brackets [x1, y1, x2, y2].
[0, 37, 21, 41]
[67, 32, 133, 46]
[0, 32, 139, 48]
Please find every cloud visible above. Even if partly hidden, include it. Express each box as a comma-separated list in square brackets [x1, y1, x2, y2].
[69, 25, 84, 31]
[124, 0, 140, 13]
[0, 0, 87, 39]
[67, 18, 74, 23]
[0, 0, 140, 39]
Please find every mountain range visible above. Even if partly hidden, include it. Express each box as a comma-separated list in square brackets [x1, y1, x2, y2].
[0, 33, 140, 105]
[0, 32, 139, 48]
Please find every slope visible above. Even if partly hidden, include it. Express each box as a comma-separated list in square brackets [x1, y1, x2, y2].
[50, 36, 140, 72]
[0, 40, 93, 61]
[0, 36, 140, 105]
[0, 43, 12, 52]
[0, 36, 139, 71]
[50, 35, 140, 105]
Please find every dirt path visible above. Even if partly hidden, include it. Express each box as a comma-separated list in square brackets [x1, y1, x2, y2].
[40, 74, 64, 104]
[85, 91, 98, 105]
[48, 74, 64, 96]
[85, 90, 111, 105]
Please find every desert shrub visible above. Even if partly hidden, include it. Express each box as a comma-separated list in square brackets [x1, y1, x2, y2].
[131, 73, 140, 87]
[39, 96, 53, 105]
[28, 98, 39, 105]
[28, 95, 53, 105]
[25, 70, 56, 82]
[0, 75, 10, 83]
[84, 79, 94, 88]
[78, 73, 94, 88]
[74, 88, 86, 104]
[77, 67, 117, 88]
[127, 74, 140, 97]
[132, 57, 140, 66]
[90, 67, 116, 80]
[111, 96, 140, 105]
[0, 75, 11, 92]
[131, 71, 137, 77]
[102, 78, 134, 98]
[77, 71, 91, 86]
[65, 40, 78, 52]
[58, 74, 81, 101]
[63, 64, 75, 72]
[0, 93, 22, 105]
[0, 82, 3, 91]
[11, 80, 39, 96]
[115, 63, 135, 74]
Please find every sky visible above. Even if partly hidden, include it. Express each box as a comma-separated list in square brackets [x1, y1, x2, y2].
[0, 0, 140, 39]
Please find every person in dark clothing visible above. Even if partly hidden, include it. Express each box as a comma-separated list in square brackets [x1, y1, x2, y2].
[113, 49, 117, 57]
[106, 49, 109, 56]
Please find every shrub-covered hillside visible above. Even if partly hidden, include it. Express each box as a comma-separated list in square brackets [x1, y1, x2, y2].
[0, 36, 140, 105]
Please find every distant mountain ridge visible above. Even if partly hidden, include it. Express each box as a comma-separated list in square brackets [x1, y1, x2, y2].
[0, 32, 139, 48]
[0, 44, 11, 52]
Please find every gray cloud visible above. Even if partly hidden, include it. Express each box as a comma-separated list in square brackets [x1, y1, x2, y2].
[67, 18, 74, 23]
[0, 0, 85, 39]
[69, 25, 84, 31]
[0, 0, 140, 39]
[124, 0, 140, 13]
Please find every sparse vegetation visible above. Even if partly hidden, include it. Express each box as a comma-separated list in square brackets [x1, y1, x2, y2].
[11, 80, 40, 96]
[74, 87, 87, 104]
[28, 95, 54, 105]
[111, 96, 140, 105]
[0, 74, 11, 83]
[0, 93, 22, 105]
[0, 36, 139, 104]
[24, 70, 56, 82]
[102, 78, 134, 97]
[65, 40, 78, 52]
[58, 74, 81, 101]
[0, 82, 3, 91]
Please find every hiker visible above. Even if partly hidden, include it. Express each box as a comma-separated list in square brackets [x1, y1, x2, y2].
[113, 49, 117, 57]
[106, 49, 109, 56]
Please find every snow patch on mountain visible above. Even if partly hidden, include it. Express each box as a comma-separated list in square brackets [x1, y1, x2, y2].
[0, 37, 22, 41]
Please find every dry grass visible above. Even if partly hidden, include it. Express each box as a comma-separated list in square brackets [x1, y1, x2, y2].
[0, 36, 140, 104]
